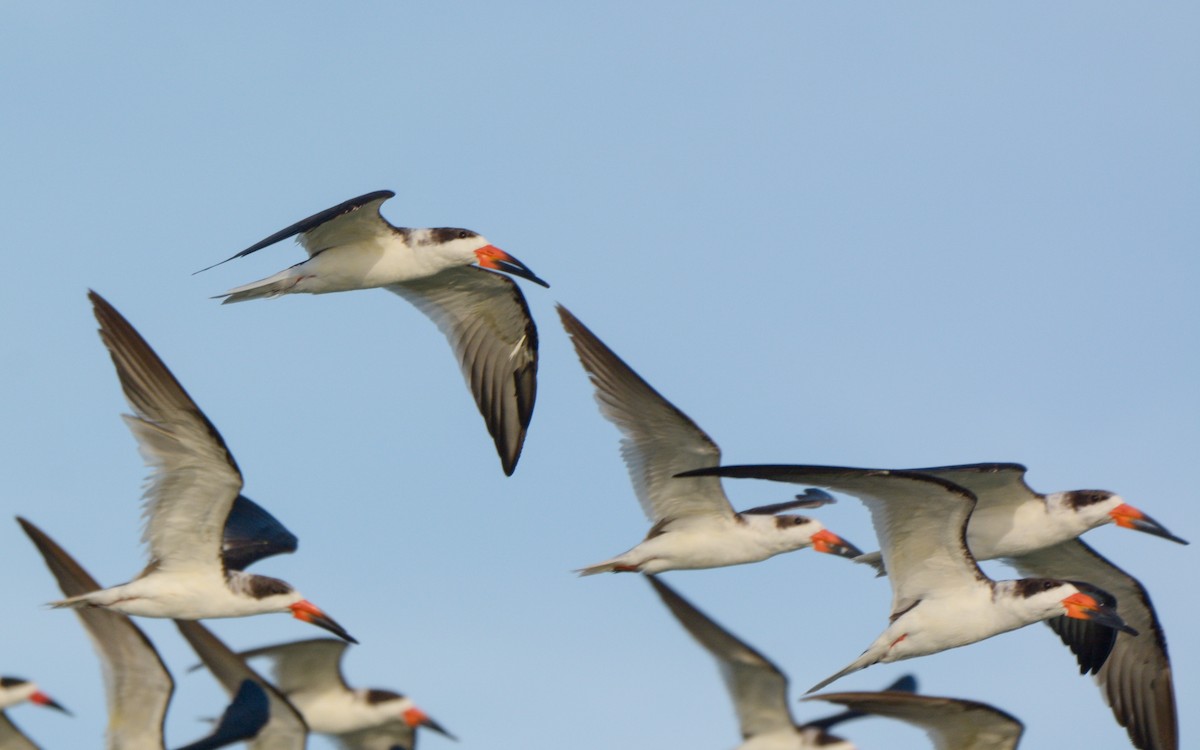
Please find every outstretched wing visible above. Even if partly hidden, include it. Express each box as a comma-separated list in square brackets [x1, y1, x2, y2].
[807, 689, 1023, 750]
[648, 576, 794, 739]
[334, 722, 416, 750]
[559, 306, 734, 526]
[19, 516, 174, 750]
[173, 680, 270, 750]
[199, 191, 397, 271]
[681, 465, 986, 612]
[1006, 539, 1176, 750]
[237, 638, 351, 696]
[388, 267, 538, 476]
[222, 495, 299, 572]
[91, 291, 243, 574]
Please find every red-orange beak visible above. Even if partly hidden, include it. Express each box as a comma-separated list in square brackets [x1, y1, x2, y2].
[474, 245, 550, 287]
[289, 600, 358, 644]
[404, 706, 456, 740]
[810, 529, 864, 559]
[30, 690, 71, 715]
[1109, 503, 1189, 545]
[1061, 592, 1138, 635]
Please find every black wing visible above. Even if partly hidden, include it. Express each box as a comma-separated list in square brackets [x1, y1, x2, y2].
[742, 489, 836, 515]
[173, 680, 270, 750]
[197, 190, 396, 272]
[222, 494, 299, 571]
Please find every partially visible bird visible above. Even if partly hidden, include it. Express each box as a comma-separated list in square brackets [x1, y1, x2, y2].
[807, 680, 1024, 750]
[0, 673, 68, 750]
[678, 465, 1137, 692]
[234, 638, 454, 750]
[177, 621, 308, 750]
[18, 516, 283, 750]
[649, 575, 913, 749]
[558, 305, 862, 575]
[49, 292, 355, 643]
[201, 190, 549, 475]
[0, 678, 68, 715]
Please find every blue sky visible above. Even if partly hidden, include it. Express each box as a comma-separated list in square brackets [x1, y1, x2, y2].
[2, 3, 1197, 748]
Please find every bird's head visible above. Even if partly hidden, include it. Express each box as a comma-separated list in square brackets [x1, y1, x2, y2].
[362, 690, 457, 740]
[767, 515, 864, 560]
[0, 678, 70, 715]
[1008, 578, 1138, 634]
[1051, 490, 1187, 544]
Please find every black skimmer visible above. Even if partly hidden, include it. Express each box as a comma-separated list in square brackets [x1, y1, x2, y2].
[232, 638, 453, 748]
[697, 462, 1184, 749]
[557, 305, 861, 575]
[678, 465, 1137, 691]
[649, 575, 913, 749]
[0, 673, 68, 750]
[18, 517, 285, 750]
[912, 464, 1183, 750]
[49, 292, 355, 642]
[201, 190, 549, 476]
[808, 679, 1025, 750]
[222, 494, 298, 573]
[0, 678, 68, 715]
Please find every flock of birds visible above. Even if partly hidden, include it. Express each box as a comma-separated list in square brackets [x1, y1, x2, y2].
[4, 190, 1187, 750]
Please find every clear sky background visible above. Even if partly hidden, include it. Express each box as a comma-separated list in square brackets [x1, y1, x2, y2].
[2, 3, 1197, 749]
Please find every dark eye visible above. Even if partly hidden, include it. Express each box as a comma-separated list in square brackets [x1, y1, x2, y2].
[458, 230, 470, 239]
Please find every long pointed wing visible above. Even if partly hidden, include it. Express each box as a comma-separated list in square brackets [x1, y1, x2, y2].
[913, 464, 1039, 514]
[18, 517, 172, 750]
[648, 576, 794, 738]
[1006, 539, 1176, 750]
[387, 267, 538, 476]
[199, 191, 396, 271]
[807, 690, 1023, 750]
[558, 306, 734, 525]
[91, 291, 243, 574]
[222, 495, 299, 572]
[176, 622, 308, 750]
[173, 681, 270, 750]
[333, 723, 416, 750]
[681, 465, 987, 610]
[236, 639, 350, 696]
[803, 674, 918, 731]
[0, 711, 39, 750]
